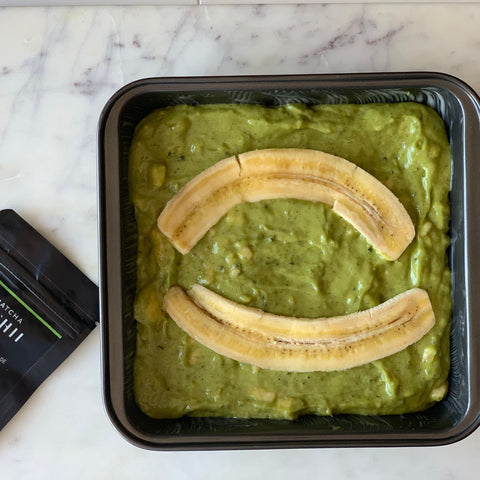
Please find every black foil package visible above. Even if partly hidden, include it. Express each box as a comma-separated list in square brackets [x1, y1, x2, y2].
[0, 209, 98, 430]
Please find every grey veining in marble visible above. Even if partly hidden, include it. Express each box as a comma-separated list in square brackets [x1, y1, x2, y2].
[1, 3, 480, 479]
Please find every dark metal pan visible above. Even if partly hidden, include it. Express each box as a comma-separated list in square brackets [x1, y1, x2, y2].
[98, 73, 480, 450]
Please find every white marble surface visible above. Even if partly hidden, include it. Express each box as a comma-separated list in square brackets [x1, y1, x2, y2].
[4, 0, 480, 5]
[1, 3, 480, 479]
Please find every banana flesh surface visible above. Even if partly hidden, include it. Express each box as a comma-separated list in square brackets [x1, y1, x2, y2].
[157, 148, 415, 260]
[163, 285, 435, 372]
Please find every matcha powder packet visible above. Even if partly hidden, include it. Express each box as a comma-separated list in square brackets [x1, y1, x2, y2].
[0, 209, 98, 430]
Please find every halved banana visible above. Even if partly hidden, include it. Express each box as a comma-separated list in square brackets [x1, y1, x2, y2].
[163, 285, 435, 372]
[157, 148, 415, 260]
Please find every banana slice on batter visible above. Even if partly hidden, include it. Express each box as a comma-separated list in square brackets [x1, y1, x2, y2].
[157, 148, 415, 260]
[163, 285, 435, 372]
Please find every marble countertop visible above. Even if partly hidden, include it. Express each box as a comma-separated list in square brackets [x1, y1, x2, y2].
[1, 3, 480, 479]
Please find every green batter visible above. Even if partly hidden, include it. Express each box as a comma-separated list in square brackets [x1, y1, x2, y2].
[129, 102, 451, 419]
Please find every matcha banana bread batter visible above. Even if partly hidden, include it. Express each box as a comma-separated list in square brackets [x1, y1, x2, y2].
[129, 102, 451, 419]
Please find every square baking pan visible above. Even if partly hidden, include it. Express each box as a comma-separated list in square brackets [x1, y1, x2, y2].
[98, 72, 480, 450]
